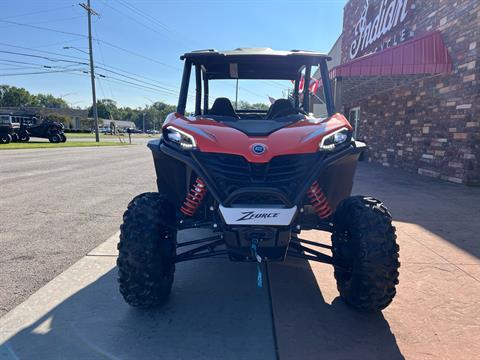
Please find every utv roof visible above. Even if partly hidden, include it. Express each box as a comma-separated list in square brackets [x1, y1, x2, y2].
[181, 48, 331, 80]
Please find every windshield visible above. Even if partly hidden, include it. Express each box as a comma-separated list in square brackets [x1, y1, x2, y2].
[208, 79, 293, 113]
[179, 61, 329, 121]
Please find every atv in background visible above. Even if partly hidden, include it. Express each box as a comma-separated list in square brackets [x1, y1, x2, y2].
[117, 48, 400, 313]
[15, 115, 67, 143]
[0, 114, 15, 144]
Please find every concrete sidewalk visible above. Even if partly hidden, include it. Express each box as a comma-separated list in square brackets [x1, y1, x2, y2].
[1, 163, 479, 359]
[0, 230, 276, 360]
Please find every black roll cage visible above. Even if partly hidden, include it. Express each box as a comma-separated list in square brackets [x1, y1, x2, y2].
[177, 56, 335, 117]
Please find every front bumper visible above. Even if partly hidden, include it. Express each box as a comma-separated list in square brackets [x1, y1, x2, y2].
[158, 139, 365, 210]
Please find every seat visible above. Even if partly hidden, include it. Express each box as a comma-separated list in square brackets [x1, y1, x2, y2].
[266, 99, 296, 119]
[208, 98, 239, 118]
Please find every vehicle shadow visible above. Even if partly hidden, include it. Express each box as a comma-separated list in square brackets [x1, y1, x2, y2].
[0, 260, 277, 360]
[354, 162, 480, 261]
[268, 256, 405, 360]
[0, 255, 405, 360]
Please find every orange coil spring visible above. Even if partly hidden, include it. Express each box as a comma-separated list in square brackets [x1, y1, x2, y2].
[180, 177, 207, 216]
[307, 181, 333, 219]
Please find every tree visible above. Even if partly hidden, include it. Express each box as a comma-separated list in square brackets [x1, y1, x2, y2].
[0, 85, 38, 107]
[88, 99, 120, 119]
[36, 94, 68, 108]
[0, 85, 69, 108]
[236, 100, 269, 110]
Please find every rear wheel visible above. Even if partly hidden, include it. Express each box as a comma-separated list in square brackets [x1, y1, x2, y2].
[117, 192, 177, 308]
[0, 134, 12, 144]
[332, 196, 400, 312]
[48, 134, 61, 143]
[11, 133, 19, 142]
[59, 133, 67, 142]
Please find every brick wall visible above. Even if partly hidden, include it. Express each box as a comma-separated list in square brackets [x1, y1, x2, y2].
[341, 0, 480, 185]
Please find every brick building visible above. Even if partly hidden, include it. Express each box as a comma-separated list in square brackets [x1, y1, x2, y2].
[319, 0, 479, 185]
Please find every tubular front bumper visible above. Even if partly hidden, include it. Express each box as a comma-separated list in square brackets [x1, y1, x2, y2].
[157, 138, 365, 209]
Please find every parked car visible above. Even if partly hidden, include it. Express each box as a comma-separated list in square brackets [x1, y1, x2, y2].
[125, 127, 142, 134]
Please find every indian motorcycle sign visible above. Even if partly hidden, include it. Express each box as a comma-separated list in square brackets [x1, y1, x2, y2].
[349, 0, 414, 59]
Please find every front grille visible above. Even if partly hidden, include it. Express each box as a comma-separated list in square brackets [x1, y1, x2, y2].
[193, 152, 321, 204]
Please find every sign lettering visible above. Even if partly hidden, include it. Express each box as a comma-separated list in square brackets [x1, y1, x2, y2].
[349, 0, 412, 59]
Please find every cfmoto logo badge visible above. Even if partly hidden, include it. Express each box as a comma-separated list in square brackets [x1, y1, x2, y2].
[251, 143, 266, 155]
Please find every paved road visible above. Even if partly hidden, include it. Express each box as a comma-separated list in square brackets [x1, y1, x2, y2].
[0, 144, 156, 317]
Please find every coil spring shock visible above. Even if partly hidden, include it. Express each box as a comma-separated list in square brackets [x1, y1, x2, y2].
[307, 181, 333, 219]
[180, 177, 207, 216]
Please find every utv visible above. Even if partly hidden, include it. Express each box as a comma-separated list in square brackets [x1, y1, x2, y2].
[0, 114, 15, 144]
[15, 115, 67, 143]
[118, 48, 400, 312]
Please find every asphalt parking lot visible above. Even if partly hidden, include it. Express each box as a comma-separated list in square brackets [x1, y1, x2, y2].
[0, 144, 155, 317]
[1, 145, 479, 359]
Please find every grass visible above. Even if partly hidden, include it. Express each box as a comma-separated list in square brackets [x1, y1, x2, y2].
[0, 141, 131, 150]
[66, 132, 154, 138]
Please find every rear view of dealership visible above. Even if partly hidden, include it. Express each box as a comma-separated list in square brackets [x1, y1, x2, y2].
[317, 0, 479, 185]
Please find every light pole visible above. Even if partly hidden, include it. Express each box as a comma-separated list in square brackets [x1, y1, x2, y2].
[63, 46, 89, 55]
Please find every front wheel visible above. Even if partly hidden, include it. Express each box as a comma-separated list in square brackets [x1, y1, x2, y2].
[0, 134, 12, 144]
[117, 192, 177, 308]
[59, 133, 67, 142]
[332, 196, 400, 312]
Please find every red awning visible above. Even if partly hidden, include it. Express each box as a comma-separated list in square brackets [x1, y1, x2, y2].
[330, 31, 452, 78]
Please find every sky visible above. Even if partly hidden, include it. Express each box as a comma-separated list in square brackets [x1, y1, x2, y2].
[0, 0, 347, 110]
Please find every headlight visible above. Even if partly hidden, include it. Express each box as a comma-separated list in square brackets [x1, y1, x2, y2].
[319, 127, 349, 151]
[164, 126, 196, 150]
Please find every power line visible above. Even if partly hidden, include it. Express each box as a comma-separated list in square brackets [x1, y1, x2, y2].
[0, 59, 83, 72]
[98, 39, 179, 70]
[0, 50, 88, 65]
[0, 4, 76, 20]
[117, 0, 201, 49]
[0, 19, 86, 38]
[117, 0, 173, 34]
[99, 74, 180, 97]
[98, 1, 168, 38]
[0, 19, 179, 70]
[93, 25, 115, 99]
[96, 67, 179, 94]
[102, 0, 193, 49]
[0, 68, 87, 77]
[0, 41, 179, 91]
[0, 42, 90, 61]
[0, 48, 180, 95]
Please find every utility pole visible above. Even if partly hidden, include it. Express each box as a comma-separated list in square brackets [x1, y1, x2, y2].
[80, 1, 100, 142]
[142, 113, 146, 133]
[235, 79, 239, 110]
